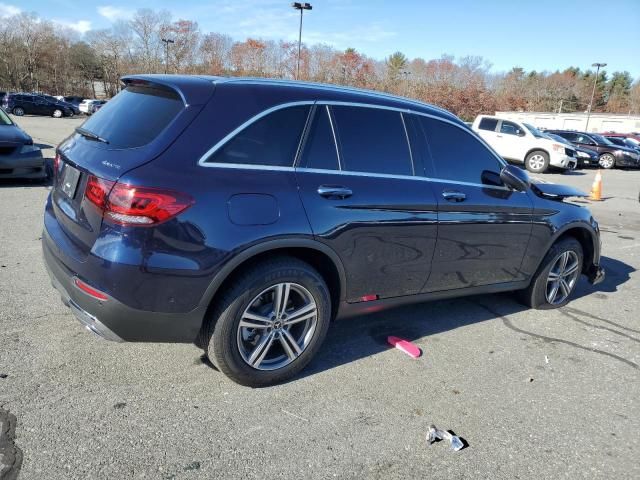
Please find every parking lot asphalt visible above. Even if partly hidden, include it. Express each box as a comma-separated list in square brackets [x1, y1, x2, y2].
[1, 115, 639, 479]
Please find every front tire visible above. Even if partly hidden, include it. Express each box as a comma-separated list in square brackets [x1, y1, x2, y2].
[52, 109, 63, 118]
[525, 150, 550, 173]
[204, 257, 331, 387]
[598, 153, 615, 169]
[518, 237, 583, 309]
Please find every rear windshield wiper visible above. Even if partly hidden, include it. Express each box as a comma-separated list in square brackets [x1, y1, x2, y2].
[75, 127, 109, 144]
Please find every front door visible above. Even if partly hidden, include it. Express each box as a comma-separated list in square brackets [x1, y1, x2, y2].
[412, 114, 534, 292]
[296, 104, 438, 302]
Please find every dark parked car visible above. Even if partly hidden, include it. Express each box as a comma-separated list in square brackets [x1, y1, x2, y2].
[4, 93, 75, 118]
[603, 135, 640, 154]
[0, 106, 46, 179]
[546, 130, 640, 169]
[544, 132, 598, 168]
[43, 76, 605, 387]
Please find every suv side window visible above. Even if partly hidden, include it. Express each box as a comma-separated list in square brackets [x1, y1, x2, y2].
[478, 117, 498, 131]
[575, 134, 595, 145]
[418, 116, 503, 184]
[299, 106, 339, 170]
[557, 132, 578, 142]
[331, 105, 413, 176]
[500, 120, 522, 136]
[206, 105, 310, 167]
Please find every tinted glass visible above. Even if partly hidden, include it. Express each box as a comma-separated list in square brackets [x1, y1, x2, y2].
[419, 117, 502, 184]
[81, 85, 184, 148]
[300, 106, 339, 170]
[500, 121, 521, 135]
[331, 106, 413, 176]
[556, 131, 578, 142]
[208, 106, 309, 167]
[478, 117, 498, 131]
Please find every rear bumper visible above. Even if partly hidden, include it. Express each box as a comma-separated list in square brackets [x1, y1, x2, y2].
[0, 151, 47, 179]
[42, 226, 206, 343]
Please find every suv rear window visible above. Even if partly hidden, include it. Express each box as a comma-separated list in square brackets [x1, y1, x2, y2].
[80, 85, 183, 148]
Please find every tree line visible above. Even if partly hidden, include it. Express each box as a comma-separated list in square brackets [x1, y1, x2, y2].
[2, 9, 639, 120]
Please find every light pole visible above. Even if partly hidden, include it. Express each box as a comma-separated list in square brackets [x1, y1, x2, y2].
[585, 62, 606, 131]
[400, 70, 411, 96]
[291, 2, 312, 80]
[161, 38, 174, 74]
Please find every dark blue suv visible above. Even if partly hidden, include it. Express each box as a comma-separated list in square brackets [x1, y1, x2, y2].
[43, 75, 604, 386]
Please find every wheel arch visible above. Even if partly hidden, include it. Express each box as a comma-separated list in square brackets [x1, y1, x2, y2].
[524, 148, 550, 161]
[545, 223, 598, 275]
[197, 239, 347, 342]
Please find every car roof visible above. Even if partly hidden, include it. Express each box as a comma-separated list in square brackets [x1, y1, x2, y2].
[121, 74, 464, 126]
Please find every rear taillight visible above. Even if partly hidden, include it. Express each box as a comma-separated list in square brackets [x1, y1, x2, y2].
[85, 175, 194, 226]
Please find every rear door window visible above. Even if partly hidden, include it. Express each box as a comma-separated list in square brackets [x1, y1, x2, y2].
[330, 105, 413, 176]
[478, 117, 498, 131]
[80, 85, 184, 148]
[418, 116, 503, 184]
[206, 105, 310, 167]
[299, 106, 339, 170]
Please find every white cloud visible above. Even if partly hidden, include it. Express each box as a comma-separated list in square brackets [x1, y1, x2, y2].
[0, 2, 20, 18]
[54, 19, 92, 34]
[97, 5, 133, 22]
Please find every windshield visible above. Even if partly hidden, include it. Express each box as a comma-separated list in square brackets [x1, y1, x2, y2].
[523, 123, 544, 138]
[80, 85, 183, 148]
[590, 133, 614, 145]
[625, 138, 639, 147]
[545, 132, 570, 145]
[0, 108, 13, 125]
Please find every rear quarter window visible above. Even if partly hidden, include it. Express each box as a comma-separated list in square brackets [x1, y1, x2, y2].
[80, 85, 184, 148]
[205, 105, 310, 167]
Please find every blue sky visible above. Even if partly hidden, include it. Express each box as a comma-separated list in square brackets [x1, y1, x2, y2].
[7, 0, 640, 79]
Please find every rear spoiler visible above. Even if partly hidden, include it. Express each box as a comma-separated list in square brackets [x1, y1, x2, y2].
[121, 75, 215, 107]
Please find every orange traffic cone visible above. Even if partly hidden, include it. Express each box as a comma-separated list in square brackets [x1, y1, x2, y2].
[590, 170, 602, 201]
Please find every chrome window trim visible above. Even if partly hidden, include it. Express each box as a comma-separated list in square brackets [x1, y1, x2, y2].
[197, 100, 315, 168]
[400, 112, 415, 175]
[197, 99, 508, 183]
[325, 105, 342, 170]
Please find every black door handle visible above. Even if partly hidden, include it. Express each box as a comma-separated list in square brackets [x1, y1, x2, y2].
[317, 185, 353, 199]
[442, 190, 466, 202]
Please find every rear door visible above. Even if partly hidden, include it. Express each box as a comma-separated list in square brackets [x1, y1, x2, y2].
[413, 114, 534, 292]
[296, 104, 438, 302]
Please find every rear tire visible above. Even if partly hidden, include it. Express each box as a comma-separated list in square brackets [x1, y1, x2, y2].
[203, 257, 331, 387]
[518, 237, 583, 309]
[525, 150, 550, 173]
[12, 107, 24, 116]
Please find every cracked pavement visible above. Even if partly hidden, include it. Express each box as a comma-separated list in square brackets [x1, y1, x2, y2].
[0, 116, 638, 479]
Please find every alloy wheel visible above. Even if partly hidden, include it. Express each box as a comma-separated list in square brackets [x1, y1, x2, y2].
[237, 282, 318, 371]
[599, 154, 614, 169]
[53, 109, 62, 118]
[545, 251, 580, 305]
[528, 154, 545, 171]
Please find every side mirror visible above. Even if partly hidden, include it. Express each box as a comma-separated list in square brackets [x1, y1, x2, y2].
[517, 129, 526, 137]
[500, 164, 530, 191]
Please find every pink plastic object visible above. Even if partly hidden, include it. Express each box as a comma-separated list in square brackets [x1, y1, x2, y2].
[387, 336, 422, 358]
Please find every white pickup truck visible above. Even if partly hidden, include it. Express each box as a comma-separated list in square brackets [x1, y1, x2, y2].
[472, 115, 577, 173]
